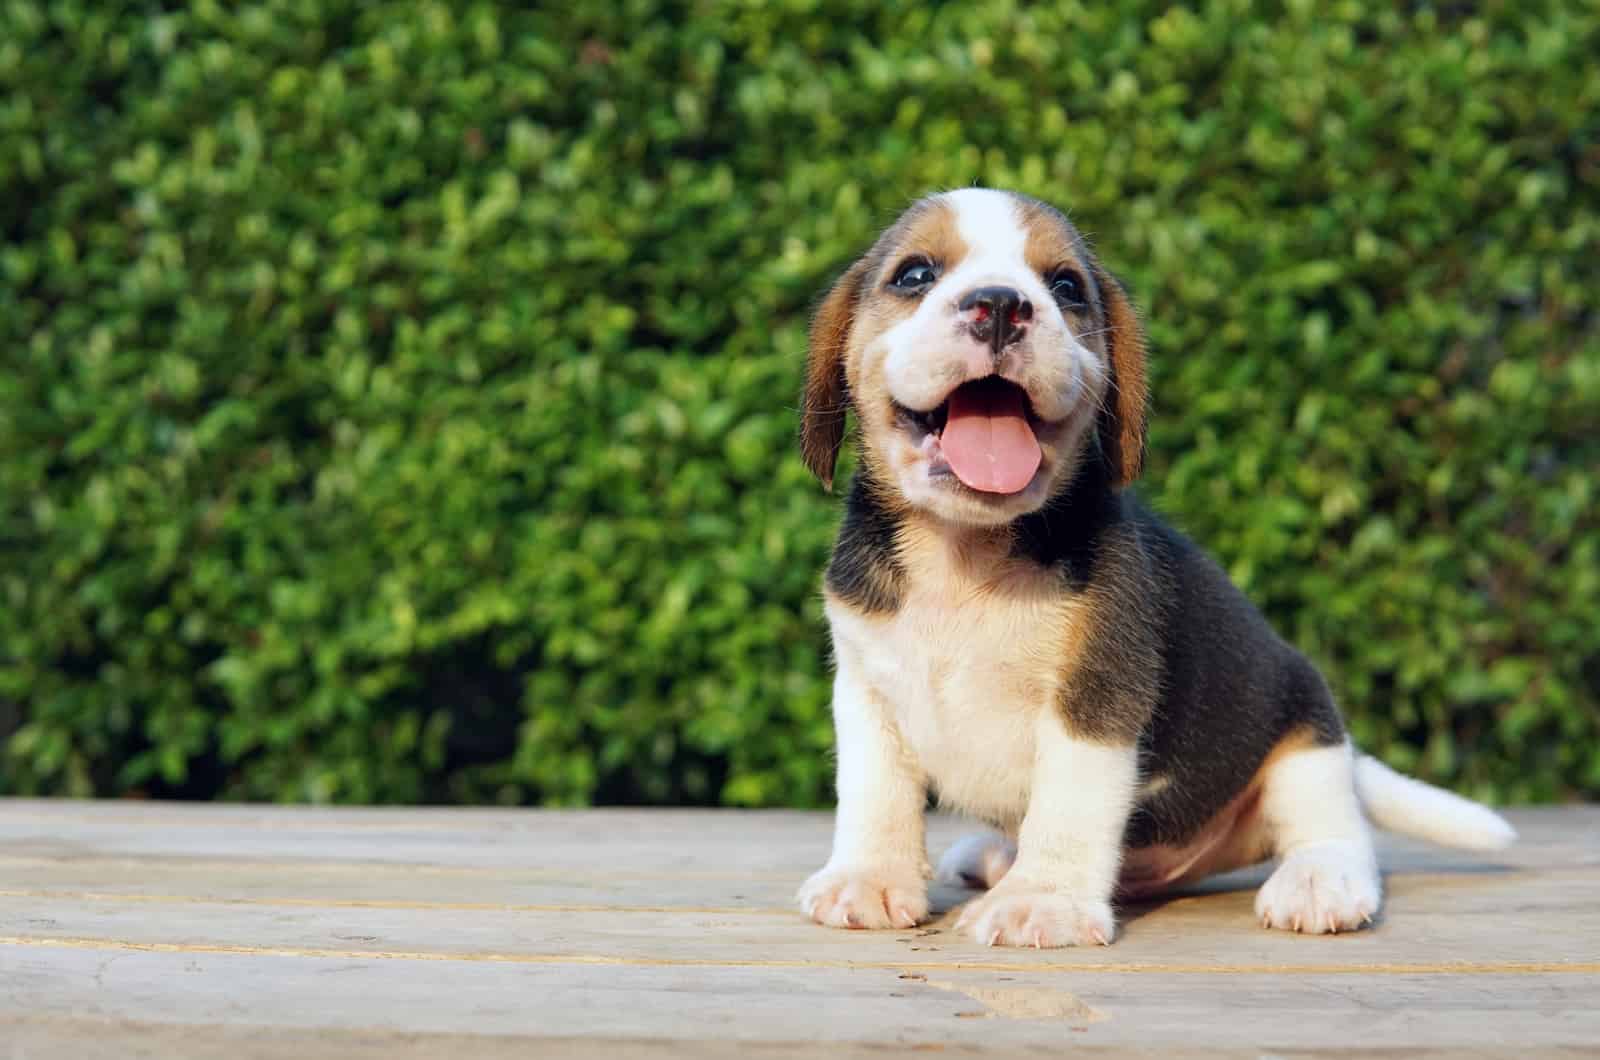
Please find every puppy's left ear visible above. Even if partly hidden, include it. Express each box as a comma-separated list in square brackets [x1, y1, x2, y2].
[800, 258, 868, 490]
[1089, 264, 1148, 488]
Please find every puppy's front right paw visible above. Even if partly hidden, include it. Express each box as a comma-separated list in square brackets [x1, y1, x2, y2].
[798, 864, 929, 930]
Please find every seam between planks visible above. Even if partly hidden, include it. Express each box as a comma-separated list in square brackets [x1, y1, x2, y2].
[2, 935, 1597, 976]
[0, 888, 784, 916]
[0, 855, 1574, 883]
[0, 855, 799, 881]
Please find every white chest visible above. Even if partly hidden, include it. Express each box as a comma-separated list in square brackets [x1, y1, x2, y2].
[827, 552, 1079, 830]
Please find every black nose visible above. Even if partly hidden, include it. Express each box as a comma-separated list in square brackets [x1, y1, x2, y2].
[958, 285, 1033, 352]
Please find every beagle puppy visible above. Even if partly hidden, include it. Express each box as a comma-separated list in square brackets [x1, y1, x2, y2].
[796, 189, 1515, 948]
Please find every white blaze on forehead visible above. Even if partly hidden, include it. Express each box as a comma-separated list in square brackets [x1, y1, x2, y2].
[942, 188, 1030, 284]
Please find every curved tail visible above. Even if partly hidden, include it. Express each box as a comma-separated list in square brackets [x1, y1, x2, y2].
[1354, 754, 1517, 851]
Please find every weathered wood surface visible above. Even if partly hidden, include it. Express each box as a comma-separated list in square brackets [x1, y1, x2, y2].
[0, 801, 1595, 1057]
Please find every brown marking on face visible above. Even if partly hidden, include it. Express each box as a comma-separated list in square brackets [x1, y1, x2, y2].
[802, 195, 973, 489]
[1010, 193, 1148, 488]
[1013, 196, 1091, 293]
[879, 196, 970, 288]
[846, 197, 970, 392]
[822, 197, 972, 491]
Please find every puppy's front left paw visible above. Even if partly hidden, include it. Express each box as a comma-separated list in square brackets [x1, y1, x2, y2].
[955, 887, 1115, 948]
[798, 863, 929, 930]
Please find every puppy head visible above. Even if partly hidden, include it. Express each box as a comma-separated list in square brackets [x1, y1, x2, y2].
[801, 189, 1146, 527]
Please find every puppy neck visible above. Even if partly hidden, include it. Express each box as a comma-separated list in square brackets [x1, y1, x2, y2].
[890, 450, 1125, 586]
[1008, 452, 1127, 586]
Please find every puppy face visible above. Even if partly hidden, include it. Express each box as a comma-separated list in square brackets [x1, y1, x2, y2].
[802, 189, 1147, 526]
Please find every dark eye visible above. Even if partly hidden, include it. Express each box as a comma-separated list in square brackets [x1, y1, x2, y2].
[889, 258, 939, 293]
[1048, 268, 1085, 309]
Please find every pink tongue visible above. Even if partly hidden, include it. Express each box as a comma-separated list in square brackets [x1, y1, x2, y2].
[939, 382, 1042, 494]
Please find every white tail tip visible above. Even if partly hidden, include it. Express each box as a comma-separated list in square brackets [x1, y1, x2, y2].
[1355, 754, 1517, 851]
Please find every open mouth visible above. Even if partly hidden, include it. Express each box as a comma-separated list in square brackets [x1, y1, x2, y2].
[894, 376, 1043, 496]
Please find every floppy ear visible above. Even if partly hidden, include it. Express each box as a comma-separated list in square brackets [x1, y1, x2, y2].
[800, 258, 868, 489]
[1089, 265, 1148, 488]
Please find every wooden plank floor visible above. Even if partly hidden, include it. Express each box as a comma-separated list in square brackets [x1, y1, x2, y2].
[0, 801, 1595, 1057]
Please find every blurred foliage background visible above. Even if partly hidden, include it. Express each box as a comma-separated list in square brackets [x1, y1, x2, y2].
[2, 0, 1597, 807]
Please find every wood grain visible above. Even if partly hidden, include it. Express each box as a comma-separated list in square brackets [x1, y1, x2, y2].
[1, 801, 1594, 1056]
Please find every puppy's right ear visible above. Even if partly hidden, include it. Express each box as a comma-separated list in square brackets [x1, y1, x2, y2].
[800, 258, 868, 490]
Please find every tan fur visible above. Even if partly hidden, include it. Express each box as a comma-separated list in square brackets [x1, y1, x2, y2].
[802, 197, 971, 490]
[841, 199, 966, 490]
[1090, 264, 1147, 487]
[1006, 199, 1148, 488]
[827, 514, 1090, 832]
[801, 259, 867, 489]
[1015, 197, 1090, 279]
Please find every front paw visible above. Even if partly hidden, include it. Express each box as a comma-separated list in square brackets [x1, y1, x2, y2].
[955, 885, 1115, 948]
[798, 863, 929, 930]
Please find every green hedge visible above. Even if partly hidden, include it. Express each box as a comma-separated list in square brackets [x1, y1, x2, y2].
[3, 1, 1596, 806]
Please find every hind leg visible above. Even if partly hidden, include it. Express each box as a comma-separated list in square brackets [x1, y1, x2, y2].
[1255, 739, 1381, 934]
[936, 832, 1017, 890]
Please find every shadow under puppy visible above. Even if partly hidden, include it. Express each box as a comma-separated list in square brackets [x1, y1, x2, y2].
[797, 188, 1514, 948]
